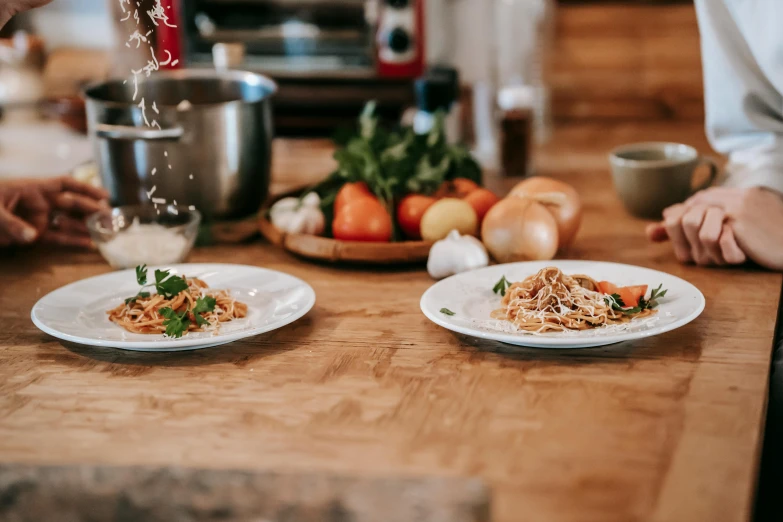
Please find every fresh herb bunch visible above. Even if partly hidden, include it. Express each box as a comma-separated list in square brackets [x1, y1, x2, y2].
[123, 265, 217, 338]
[605, 284, 668, 315]
[309, 101, 482, 240]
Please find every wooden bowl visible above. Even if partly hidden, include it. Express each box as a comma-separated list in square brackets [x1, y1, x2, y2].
[258, 194, 432, 265]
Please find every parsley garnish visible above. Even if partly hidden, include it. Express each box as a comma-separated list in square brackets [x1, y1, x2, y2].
[440, 308, 455, 316]
[640, 284, 668, 310]
[154, 269, 189, 298]
[136, 264, 147, 285]
[123, 265, 189, 306]
[125, 291, 150, 305]
[605, 285, 668, 315]
[193, 296, 216, 327]
[605, 293, 625, 311]
[159, 307, 190, 338]
[493, 276, 511, 297]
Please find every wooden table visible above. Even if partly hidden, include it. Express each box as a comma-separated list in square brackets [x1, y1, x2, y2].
[1, 122, 780, 522]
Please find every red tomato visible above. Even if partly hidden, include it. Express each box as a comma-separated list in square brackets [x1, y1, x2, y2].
[618, 285, 648, 308]
[463, 188, 500, 224]
[596, 281, 619, 296]
[434, 178, 480, 199]
[333, 198, 393, 242]
[597, 281, 648, 308]
[397, 194, 437, 239]
[335, 182, 374, 215]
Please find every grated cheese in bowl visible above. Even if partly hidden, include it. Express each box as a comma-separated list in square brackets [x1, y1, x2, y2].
[87, 205, 200, 269]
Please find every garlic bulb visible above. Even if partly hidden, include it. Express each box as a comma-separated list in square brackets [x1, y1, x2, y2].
[427, 229, 489, 280]
[269, 192, 325, 236]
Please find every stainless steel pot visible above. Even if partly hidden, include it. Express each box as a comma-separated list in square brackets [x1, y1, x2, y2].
[84, 69, 276, 219]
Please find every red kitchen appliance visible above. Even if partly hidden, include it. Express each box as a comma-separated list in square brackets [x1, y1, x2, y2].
[376, 0, 426, 78]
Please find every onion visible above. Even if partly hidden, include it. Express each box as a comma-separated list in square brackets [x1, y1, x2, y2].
[510, 177, 582, 249]
[481, 198, 559, 262]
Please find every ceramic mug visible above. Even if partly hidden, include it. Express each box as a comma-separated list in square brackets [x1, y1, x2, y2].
[609, 142, 718, 219]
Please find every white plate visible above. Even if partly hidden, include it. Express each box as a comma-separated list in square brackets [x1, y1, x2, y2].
[32, 263, 316, 352]
[420, 261, 705, 349]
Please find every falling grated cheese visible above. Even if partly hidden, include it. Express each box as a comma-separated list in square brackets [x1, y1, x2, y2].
[146, 185, 157, 198]
[151, 167, 157, 176]
[189, 173, 193, 180]
[151, 197, 166, 204]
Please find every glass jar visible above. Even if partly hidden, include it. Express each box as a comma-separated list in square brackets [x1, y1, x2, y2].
[493, 0, 555, 146]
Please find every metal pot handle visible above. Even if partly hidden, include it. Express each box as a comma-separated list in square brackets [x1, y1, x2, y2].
[95, 123, 184, 141]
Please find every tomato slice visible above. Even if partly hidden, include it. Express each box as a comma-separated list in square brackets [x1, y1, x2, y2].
[618, 285, 648, 308]
[597, 282, 648, 308]
[598, 281, 647, 308]
[596, 281, 619, 295]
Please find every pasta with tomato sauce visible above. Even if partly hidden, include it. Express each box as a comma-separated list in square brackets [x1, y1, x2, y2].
[491, 267, 666, 333]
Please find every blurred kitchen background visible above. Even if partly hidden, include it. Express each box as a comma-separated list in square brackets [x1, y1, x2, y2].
[0, 0, 703, 180]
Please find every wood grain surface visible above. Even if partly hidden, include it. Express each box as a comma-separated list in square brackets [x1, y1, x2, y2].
[0, 123, 780, 522]
[549, 4, 704, 121]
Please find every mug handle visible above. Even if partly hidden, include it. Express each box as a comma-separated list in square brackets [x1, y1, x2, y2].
[692, 155, 719, 193]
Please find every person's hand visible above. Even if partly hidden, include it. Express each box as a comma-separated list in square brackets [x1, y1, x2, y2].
[646, 186, 783, 270]
[0, 177, 109, 248]
[0, 0, 53, 28]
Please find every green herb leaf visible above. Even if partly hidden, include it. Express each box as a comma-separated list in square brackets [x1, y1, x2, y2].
[192, 296, 217, 328]
[644, 284, 668, 309]
[359, 101, 378, 140]
[493, 276, 512, 297]
[605, 293, 625, 311]
[136, 264, 148, 285]
[159, 307, 190, 338]
[124, 291, 150, 305]
[193, 296, 216, 314]
[154, 268, 167, 284]
[440, 308, 456, 316]
[154, 270, 189, 299]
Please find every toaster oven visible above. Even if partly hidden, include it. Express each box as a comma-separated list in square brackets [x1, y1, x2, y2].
[181, 0, 425, 78]
[178, 0, 425, 134]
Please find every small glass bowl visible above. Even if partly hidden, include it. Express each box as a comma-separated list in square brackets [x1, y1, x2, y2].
[86, 204, 201, 269]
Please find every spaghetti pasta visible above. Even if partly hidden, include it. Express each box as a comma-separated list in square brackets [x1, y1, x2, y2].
[108, 275, 247, 336]
[491, 267, 656, 333]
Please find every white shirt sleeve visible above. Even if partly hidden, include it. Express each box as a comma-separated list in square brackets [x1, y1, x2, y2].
[694, 0, 783, 194]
